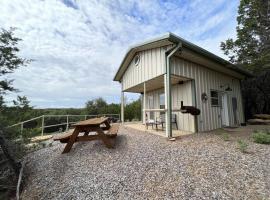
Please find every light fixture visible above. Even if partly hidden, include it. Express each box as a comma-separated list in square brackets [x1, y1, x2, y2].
[220, 84, 232, 91]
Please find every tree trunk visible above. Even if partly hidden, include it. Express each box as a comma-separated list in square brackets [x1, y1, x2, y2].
[0, 131, 21, 176]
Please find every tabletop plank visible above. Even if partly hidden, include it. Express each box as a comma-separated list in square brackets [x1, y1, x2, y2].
[74, 117, 108, 126]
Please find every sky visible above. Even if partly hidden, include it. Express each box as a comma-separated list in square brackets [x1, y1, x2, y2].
[0, 0, 239, 108]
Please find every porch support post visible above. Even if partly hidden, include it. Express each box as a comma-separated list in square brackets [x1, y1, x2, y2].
[165, 43, 182, 138]
[165, 64, 172, 138]
[143, 82, 146, 127]
[121, 83, 124, 124]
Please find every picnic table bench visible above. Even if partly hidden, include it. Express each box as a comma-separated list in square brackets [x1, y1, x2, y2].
[53, 117, 119, 153]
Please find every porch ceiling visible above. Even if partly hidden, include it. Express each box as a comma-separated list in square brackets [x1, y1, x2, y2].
[124, 75, 189, 93]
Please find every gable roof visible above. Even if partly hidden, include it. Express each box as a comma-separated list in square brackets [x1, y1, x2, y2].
[113, 32, 252, 81]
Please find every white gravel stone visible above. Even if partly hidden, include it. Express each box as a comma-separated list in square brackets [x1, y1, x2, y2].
[21, 126, 270, 200]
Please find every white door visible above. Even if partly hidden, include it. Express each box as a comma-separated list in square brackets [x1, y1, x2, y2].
[221, 93, 229, 126]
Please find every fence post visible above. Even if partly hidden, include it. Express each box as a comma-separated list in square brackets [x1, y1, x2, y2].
[85, 115, 87, 120]
[41, 115, 44, 136]
[20, 123, 23, 135]
[66, 115, 69, 131]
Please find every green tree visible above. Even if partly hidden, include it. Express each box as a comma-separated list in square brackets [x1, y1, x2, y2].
[85, 97, 108, 115]
[0, 28, 30, 181]
[125, 98, 141, 121]
[220, 0, 270, 73]
[221, 0, 270, 118]
[0, 28, 30, 94]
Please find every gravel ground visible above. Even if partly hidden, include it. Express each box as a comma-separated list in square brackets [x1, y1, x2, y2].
[21, 125, 270, 200]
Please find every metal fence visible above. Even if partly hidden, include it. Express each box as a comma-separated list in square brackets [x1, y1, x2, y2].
[9, 114, 120, 136]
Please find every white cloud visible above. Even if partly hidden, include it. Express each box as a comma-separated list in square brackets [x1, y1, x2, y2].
[0, 0, 239, 108]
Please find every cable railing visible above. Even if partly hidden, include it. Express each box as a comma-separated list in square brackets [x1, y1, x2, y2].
[9, 114, 120, 136]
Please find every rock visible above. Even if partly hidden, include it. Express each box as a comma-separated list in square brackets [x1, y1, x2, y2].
[20, 126, 270, 200]
[30, 135, 52, 143]
[253, 114, 270, 120]
[247, 119, 270, 125]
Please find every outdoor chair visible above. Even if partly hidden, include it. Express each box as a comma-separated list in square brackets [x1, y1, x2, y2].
[155, 113, 178, 130]
[145, 113, 156, 129]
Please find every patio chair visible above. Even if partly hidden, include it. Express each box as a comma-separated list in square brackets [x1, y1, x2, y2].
[145, 113, 156, 129]
[155, 114, 178, 130]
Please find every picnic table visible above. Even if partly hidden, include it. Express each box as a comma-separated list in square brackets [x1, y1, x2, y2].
[53, 117, 119, 154]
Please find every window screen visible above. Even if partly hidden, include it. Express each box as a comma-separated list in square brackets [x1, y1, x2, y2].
[210, 90, 220, 106]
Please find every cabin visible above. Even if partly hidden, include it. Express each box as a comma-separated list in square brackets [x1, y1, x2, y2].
[113, 33, 251, 138]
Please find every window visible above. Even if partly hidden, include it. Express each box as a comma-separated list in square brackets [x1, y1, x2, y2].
[159, 93, 165, 109]
[134, 54, 140, 66]
[210, 90, 220, 106]
[159, 93, 165, 115]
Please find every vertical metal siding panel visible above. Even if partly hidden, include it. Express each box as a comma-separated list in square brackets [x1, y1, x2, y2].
[175, 85, 181, 131]
[212, 72, 217, 129]
[157, 48, 161, 75]
[215, 71, 220, 129]
[179, 59, 183, 75]
[177, 57, 181, 75]
[215, 71, 219, 129]
[139, 52, 141, 84]
[195, 64, 202, 132]
[206, 69, 212, 130]
[228, 77, 233, 126]
[198, 64, 204, 131]
[204, 69, 209, 131]
[143, 51, 146, 82]
[145, 50, 149, 80]
[187, 81, 194, 132]
[182, 83, 187, 131]
[149, 49, 152, 79]
[237, 80, 244, 123]
[144, 50, 147, 81]
[160, 47, 164, 74]
[153, 48, 156, 77]
[180, 84, 184, 130]
[201, 68, 206, 130]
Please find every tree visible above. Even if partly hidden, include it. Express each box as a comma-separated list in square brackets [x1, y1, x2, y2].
[125, 98, 141, 122]
[221, 0, 270, 118]
[0, 28, 30, 179]
[85, 97, 108, 115]
[0, 28, 30, 94]
[220, 0, 270, 73]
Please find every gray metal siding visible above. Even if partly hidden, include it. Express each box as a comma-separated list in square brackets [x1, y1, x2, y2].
[122, 47, 166, 90]
[171, 57, 244, 132]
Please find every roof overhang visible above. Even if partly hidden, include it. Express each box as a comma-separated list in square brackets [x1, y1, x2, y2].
[113, 32, 253, 82]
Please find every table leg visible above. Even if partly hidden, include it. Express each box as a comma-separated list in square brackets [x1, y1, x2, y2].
[62, 128, 80, 154]
[96, 128, 113, 148]
[104, 120, 111, 130]
[84, 131, 89, 136]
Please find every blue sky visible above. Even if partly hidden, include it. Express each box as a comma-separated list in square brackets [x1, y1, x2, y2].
[0, 0, 239, 108]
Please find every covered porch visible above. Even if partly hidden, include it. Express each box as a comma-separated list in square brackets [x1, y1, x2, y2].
[121, 74, 196, 138]
[124, 122, 193, 138]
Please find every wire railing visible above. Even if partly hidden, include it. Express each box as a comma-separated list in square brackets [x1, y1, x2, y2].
[9, 114, 120, 136]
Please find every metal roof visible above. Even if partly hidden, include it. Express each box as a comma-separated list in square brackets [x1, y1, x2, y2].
[113, 32, 252, 81]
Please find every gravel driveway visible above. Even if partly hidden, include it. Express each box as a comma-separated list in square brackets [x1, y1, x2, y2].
[21, 125, 270, 200]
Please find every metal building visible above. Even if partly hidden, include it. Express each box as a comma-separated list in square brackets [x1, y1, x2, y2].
[113, 33, 251, 137]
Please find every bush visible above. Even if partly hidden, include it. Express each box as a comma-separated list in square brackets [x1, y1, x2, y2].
[252, 130, 270, 144]
[22, 127, 41, 142]
[237, 140, 248, 153]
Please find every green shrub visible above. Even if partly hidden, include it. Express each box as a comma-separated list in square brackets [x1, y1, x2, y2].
[22, 127, 41, 142]
[221, 133, 230, 141]
[237, 140, 248, 153]
[252, 130, 270, 144]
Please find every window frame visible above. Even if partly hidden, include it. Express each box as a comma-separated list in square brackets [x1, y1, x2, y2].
[210, 90, 221, 107]
[134, 54, 140, 66]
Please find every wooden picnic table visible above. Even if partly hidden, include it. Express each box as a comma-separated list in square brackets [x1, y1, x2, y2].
[57, 117, 116, 154]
